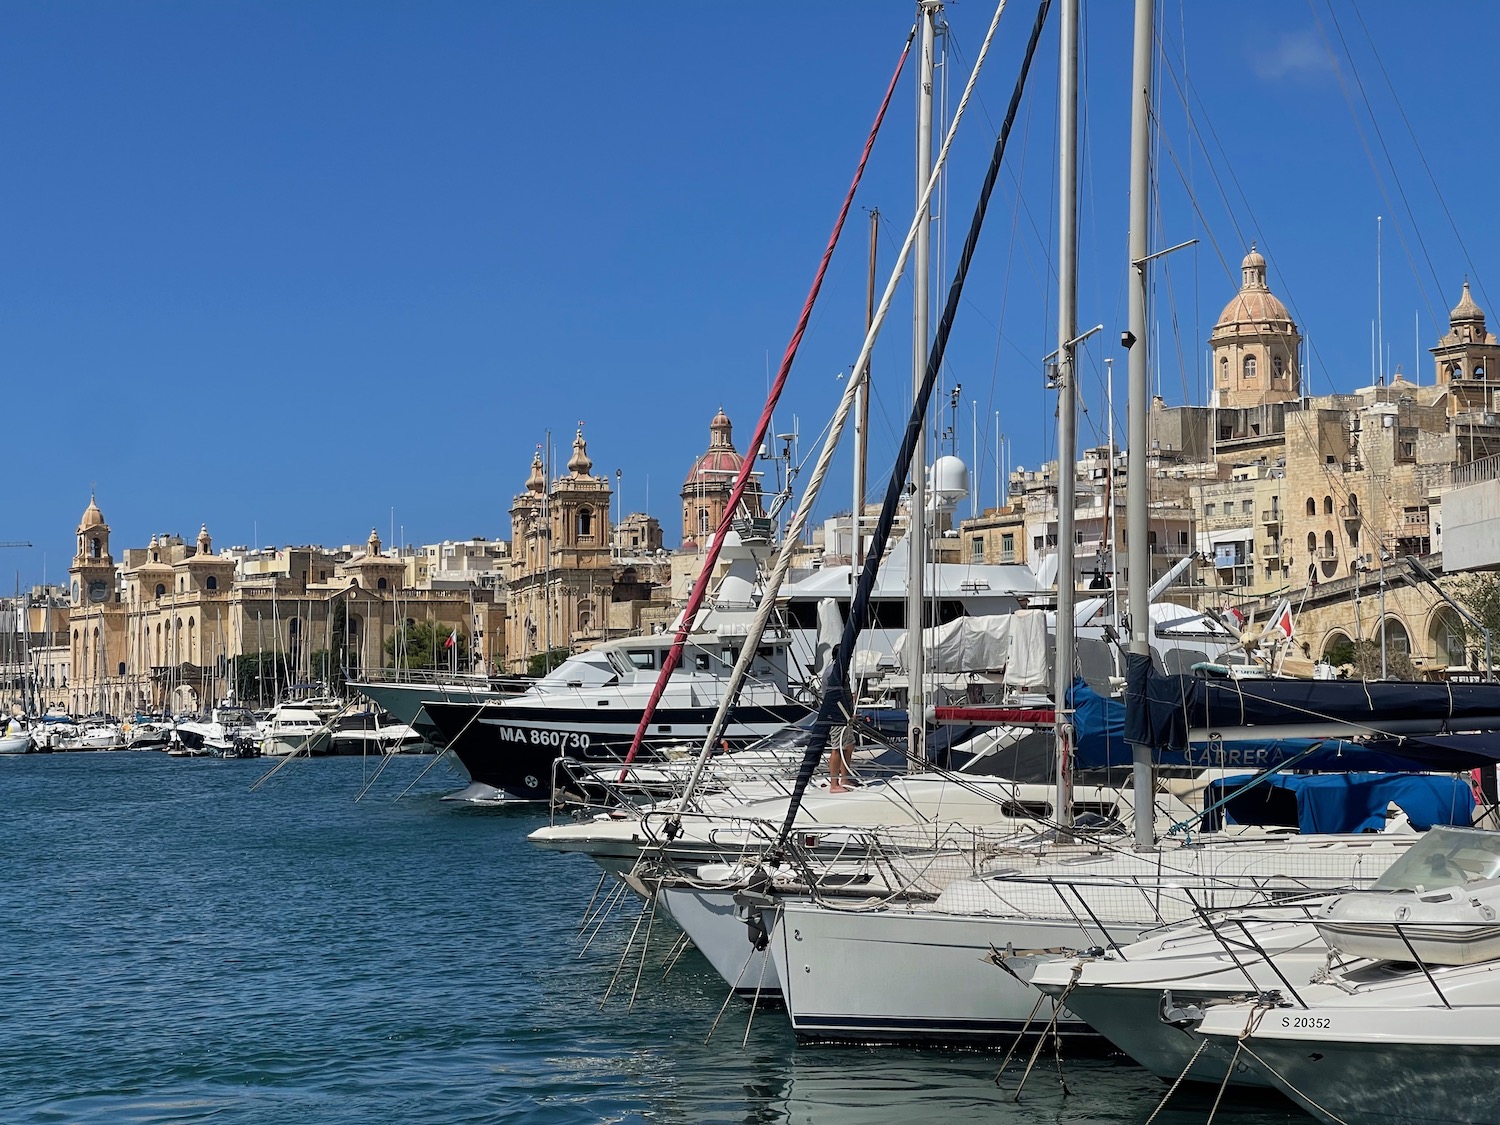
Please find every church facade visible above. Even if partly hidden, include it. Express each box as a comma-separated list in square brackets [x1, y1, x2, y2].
[65, 499, 501, 716]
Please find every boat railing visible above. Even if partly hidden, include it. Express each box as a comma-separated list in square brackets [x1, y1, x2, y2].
[1186, 897, 1500, 1011]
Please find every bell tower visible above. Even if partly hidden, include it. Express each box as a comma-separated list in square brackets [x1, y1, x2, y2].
[1210, 246, 1302, 408]
[70, 493, 117, 606]
[1431, 281, 1500, 415]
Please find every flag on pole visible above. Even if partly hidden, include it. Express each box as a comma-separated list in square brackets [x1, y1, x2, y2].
[1267, 600, 1294, 642]
[444, 628, 457, 649]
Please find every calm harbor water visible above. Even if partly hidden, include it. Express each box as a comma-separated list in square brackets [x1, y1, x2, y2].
[3, 752, 1302, 1124]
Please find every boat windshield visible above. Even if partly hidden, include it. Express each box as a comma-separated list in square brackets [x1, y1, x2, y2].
[536, 653, 616, 689]
[1371, 826, 1500, 892]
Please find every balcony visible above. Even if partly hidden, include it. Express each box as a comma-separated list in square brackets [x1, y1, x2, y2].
[1316, 546, 1338, 561]
[1259, 542, 1281, 558]
[1260, 509, 1281, 526]
[1341, 504, 1362, 522]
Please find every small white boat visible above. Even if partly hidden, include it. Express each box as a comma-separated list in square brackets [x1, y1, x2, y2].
[0, 725, 33, 754]
[77, 723, 125, 750]
[1316, 825, 1500, 966]
[258, 706, 332, 757]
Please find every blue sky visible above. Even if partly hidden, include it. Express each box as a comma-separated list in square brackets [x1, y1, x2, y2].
[4, 1, 1494, 590]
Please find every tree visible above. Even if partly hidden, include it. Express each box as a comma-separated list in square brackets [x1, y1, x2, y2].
[385, 619, 470, 673]
[1322, 638, 1356, 667]
[233, 651, 283, 707]
[1453, 573, 1500, 667]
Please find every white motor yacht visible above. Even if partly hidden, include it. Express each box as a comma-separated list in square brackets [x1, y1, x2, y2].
[1189, 827, 1500, 1125]
[258, 705, 332, 757]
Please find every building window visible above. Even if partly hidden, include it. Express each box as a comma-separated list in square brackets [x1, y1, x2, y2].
[1242, 499, 1253, 514]
[1306, 497, 1316, 516]
[1219, 356, 1229, 383]
[577, 507, 593, 538]
[1001, 533, 1014, 554]
[1243, 355, 1257, 379]
[1323, 495, 1334, 515]
[971, 538, 984, 561]
[1273, 355, 1285, 379]
[206, 575, 217, 591]
[1307, 532, 1317, 553]
[697, 508, 710, 536]
[377, 577, 388, 591]
[155, 583, 166, 598]
[90, 537, 101, 559]
[1206, 503, 1216, 517]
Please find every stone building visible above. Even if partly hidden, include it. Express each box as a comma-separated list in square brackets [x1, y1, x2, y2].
[505, 430, 617, 668]
[64, 498, 502, 716]
[679, 408, 764, 550]
[1211, 246, 1302, 409]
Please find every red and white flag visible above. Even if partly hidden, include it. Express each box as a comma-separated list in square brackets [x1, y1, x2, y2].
[444, 628, 457, 649]
[1267, 600, 1294, 642]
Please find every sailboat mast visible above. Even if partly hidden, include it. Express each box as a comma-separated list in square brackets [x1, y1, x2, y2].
[907, 0, 939, 769]
[1052, 0, 1078, 834]
[1126, 0, 1154, 850]
[853, 207, 878, 584]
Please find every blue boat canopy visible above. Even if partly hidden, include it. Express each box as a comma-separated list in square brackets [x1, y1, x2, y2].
[1201, 772, 1476, 835]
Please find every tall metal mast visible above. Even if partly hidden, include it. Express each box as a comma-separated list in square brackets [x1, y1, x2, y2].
[907, 0, 939, 769]
[1052, 0, 1079, 834]
[1126, 0, 1155, 850]
[854, 209, 879, 584]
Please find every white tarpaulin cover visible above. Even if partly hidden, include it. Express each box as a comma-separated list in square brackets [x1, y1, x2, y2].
[895, 615, 1012, 674]
[1004, 609, 1049, 689]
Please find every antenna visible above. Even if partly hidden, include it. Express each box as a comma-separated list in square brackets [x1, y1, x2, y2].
[1376, 215, 1384, 386]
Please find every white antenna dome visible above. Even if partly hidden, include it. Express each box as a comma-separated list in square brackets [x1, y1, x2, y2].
[930, 456, 969, 503]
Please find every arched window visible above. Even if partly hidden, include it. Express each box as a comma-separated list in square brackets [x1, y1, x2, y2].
[1451, 362, 1464, 380]
[1219, 356, 1229, 382]
[1273, 355, 1285, 379]
[90, 537, 101, 559]
[578, 599, 594, 632]
[155, 583, 166, 598]
[1323, 530, 1335, 555]
[697, 508, 710, 536]
[1323, 495, 1334, 515]
[377, 576, 388, 591]
[1307, 532, 1317, 553]
[1347, 495, 1359, 515]
[1306, 497, 1316, 516]
[206, 575, 217, 591]
[1243, 355, 1257, 379]
[577, 507, 592, 538]
[118, 662, 126, 677]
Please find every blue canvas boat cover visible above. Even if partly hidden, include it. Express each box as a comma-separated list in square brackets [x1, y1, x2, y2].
[1201, 772, 1476, 835]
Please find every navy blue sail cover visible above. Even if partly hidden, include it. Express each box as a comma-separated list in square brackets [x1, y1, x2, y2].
[1071, 679, 1500, 772]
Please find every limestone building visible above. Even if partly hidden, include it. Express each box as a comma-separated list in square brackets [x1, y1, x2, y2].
[1211, 247, 1302, 409]
[64, 498, 502, 716]
[679, 408, 764, 549]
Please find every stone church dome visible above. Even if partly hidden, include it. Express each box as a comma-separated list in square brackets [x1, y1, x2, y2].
[1451, 280, 1485, 326]
[1215, 244, 1293, 329]
[684, 407, 745, 487]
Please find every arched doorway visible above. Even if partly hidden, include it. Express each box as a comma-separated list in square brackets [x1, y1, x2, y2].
[1428, 609, 1467, 668]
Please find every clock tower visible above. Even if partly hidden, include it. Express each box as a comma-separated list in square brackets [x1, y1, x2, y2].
[70, 493, 117, 607]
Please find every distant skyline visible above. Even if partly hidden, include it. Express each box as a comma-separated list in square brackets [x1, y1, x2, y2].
[7, 2, 1497, 590]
